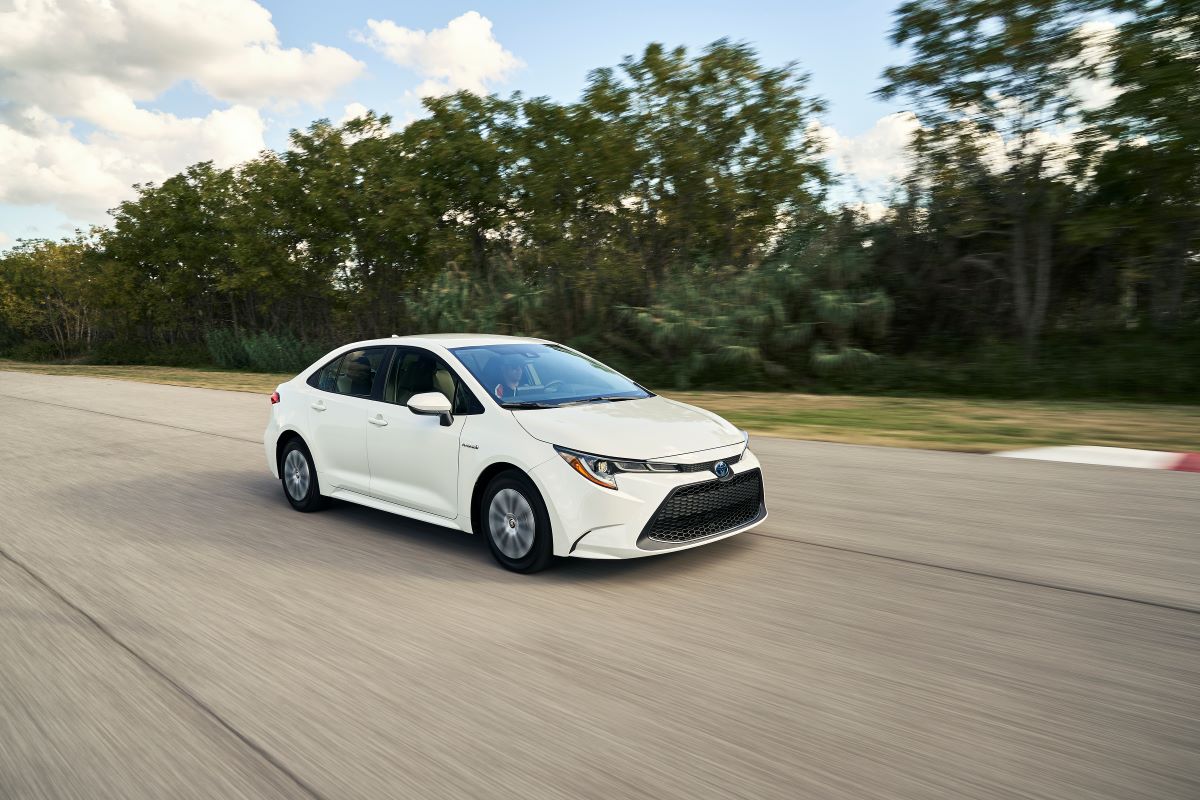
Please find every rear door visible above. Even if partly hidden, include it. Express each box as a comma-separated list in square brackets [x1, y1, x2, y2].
[365, 347, 475, 518]
[305, 346, 391, 493]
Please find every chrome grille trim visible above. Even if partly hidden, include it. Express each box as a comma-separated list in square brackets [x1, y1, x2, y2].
[654, 452, 743, 474]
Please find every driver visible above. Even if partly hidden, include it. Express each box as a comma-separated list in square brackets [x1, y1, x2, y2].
[493, 354, 525, 399]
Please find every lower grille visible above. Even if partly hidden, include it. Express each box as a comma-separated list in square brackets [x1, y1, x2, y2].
[638, 469, 764, 549]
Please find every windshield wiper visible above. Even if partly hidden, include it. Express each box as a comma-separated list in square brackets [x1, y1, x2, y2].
[551, 395, 641, 407]
[502, 401, 558, 409]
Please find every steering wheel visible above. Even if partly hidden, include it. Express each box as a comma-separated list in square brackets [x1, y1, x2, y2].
[542, 379, 566, 393]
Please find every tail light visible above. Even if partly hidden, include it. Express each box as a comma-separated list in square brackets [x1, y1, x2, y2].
[270, 391, 280, 404]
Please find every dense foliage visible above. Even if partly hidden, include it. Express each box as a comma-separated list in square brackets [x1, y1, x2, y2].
[1, 4, 1197, 399]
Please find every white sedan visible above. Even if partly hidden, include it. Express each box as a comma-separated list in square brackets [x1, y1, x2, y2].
[264, 334, 766, 572]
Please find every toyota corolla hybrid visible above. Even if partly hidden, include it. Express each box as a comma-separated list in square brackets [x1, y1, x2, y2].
[264, 334, 766, 572]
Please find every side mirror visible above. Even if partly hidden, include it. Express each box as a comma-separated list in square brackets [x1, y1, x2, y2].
[407, 392, 454, 427]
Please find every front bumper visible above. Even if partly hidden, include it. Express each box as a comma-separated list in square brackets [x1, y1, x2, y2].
[531, 445, 767, 559]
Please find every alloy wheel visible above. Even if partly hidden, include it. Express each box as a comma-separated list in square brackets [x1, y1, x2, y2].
[488, 488, 536, 559]
[283, 448, 311, 501]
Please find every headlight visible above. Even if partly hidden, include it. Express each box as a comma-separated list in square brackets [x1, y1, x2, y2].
[554, 446, 671, 489]
[740, 429, 750, 453]
[554, 442, 743, 489]
[555, 446, 620, 489]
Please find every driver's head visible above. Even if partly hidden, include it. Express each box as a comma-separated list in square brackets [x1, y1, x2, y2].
[500, 355, 524, 384]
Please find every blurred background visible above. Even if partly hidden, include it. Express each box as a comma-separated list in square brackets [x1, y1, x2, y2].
[0, 0, 1195, 403]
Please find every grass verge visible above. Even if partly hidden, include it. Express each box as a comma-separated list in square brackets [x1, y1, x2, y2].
[3, 360, 1198, 453]
[0, 360, 294, 394]
[670, 392, 1200, 453]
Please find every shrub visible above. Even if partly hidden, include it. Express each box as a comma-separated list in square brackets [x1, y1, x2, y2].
[242, 331, 328, 373]
[404, 263, 545, 337]
[206, 329, 328, 372]
[88, 340, 209, 366]
[5, 339, 61, 362]
[206, 329, 250, 369]
[620, 226, 891, 389]
[823, 330, 1200, 402]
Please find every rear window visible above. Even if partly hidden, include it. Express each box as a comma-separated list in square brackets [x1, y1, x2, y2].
[307, 347, 389, 397]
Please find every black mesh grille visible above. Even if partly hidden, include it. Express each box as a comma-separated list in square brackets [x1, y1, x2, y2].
[639, 469, 764, 548]
[674, 452, 743, 473]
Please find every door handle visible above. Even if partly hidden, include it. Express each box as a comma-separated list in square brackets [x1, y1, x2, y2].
[311, 400, 326, 411]
[368, 415, 389, 427]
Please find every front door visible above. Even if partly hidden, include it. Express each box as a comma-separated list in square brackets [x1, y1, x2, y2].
[366, 347, 467, 518]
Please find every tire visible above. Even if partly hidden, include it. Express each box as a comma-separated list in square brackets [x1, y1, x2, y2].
[480, 470, 553, 573]
[280, 439, 327, 512]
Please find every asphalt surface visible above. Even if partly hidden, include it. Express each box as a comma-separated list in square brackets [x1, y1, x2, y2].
[1, 370, 1197, 800]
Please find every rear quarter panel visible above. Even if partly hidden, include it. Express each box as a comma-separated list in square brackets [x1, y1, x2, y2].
[264, 379, 312, 478]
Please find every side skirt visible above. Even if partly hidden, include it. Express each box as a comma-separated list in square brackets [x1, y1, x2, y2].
[327, 488, 470, 533]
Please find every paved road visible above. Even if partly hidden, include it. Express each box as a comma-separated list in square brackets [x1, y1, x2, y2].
[1, 370, 1197, 800]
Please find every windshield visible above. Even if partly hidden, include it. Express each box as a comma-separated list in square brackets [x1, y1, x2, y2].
[449, 343, 652, 408]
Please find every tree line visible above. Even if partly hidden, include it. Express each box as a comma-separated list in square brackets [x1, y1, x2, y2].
[1, 0, 1197, 398]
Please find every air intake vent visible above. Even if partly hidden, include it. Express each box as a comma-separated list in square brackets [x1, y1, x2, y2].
[638, 469, 764, 549]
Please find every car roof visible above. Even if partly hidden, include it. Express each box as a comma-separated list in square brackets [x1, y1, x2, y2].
[341, 333, 551, 350]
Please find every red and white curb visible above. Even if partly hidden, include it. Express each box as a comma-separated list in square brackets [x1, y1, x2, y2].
[996, 446, 1200, 472]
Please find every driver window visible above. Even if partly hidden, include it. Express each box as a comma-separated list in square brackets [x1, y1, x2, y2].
[384, 349, 480, 414]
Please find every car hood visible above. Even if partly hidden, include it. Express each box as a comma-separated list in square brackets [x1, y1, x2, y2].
[510, 396, 743, 460]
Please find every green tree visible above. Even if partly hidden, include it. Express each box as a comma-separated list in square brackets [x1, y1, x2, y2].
[870, 124, 1015, 348]
[101, 162, 239, 343]
[1078, 0, 1200, 328]
[0, 236, 98, 358]
[507, 95, 644, 335]
[225, 151, 330, 337]
[880, 0, 1101, 355]
[584, 40, 829, 282]
[341, 112, 434, 335]
[401, 93, 522, 281]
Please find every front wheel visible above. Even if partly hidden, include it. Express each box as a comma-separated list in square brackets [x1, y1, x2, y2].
[481, 471, 553, 573]
[280, 439, 327, 512]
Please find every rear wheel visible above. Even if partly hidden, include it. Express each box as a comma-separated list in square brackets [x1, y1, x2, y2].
[481, 471, 553, 573]
[280, 439, 327, 512]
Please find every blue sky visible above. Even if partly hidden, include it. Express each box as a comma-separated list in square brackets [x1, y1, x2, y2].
[263, 0, 905, 142]
[0, 1, 912, 248]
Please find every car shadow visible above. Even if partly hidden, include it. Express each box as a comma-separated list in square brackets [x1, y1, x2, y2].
[57, 465, 757, 587]
[247, 473, 758, 584]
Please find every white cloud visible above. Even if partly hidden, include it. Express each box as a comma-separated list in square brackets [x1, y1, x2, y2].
[0, 0, 363, 223]
[338, 102, 372, 124]
[814, 112, 919, 190]
[0, 0, 363, 114]
[0, 105, 266, 219]
[0, 231, 11, 249]
[200, 42, 364, 107]
[359, 11, 521, 97]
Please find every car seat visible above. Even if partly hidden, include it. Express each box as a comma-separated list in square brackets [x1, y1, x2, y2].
[433, 367, 456, 406]
[396, 356, 435, 405]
